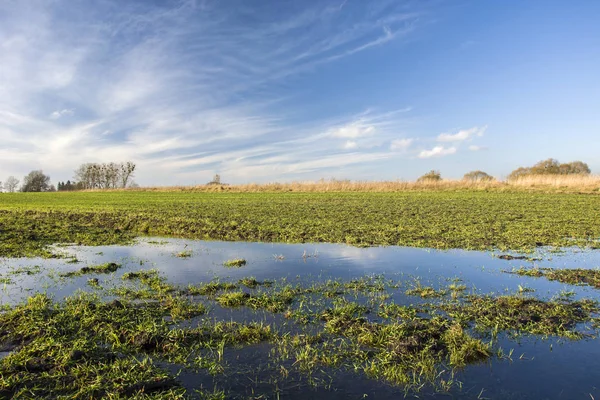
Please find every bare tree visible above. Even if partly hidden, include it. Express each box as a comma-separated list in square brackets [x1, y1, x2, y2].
[89, 163, 101, 188]
[119, 161, 136, 188]
[4, 176, 19, 192]
[207, 174, 222, 185]
[97, 163, 119, 189]
[74, 161, 136, 189]
[73, 164, 86, 188]
[74, 163, 99, 189]
[21, 170, 52, 192]
[105, 162, 121, 188]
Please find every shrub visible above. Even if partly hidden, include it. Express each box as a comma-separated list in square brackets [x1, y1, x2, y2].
[508, 159, 591, 180]
[507, 167, 531, 180]
[559, 161, 591, 175]
[463, 170, 494, 182]
[417, 170, 442, 182]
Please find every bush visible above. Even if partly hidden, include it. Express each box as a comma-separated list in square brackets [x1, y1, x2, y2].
[508, 159, 591, 180]
[417, 170, 442, 182]
[559, 161, 591, 175]
[507, 167, 531, 180]
[463, 170, 494, 182]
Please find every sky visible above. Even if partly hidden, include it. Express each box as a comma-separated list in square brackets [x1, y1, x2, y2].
[1, 0, 599, 186]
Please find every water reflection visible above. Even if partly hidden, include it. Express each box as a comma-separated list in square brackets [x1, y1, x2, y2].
[1, 238, 600, 399]
[2, 238, 600, 306]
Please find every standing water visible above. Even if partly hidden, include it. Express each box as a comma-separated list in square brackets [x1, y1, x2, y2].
[1, 238, 599, 399]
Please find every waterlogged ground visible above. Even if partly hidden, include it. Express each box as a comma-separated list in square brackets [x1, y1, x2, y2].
[2, 191, 600, 259]
[1, 239, 600, 399]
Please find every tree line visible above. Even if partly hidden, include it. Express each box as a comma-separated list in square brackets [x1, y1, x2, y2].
[0, 158, 593, 191]
[71, 162, 136, 190]
[1, 162, 136, 192]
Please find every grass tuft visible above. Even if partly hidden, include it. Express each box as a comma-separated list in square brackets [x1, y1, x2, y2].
[60, 262, 121, 277]
[223, 258, 246, 268]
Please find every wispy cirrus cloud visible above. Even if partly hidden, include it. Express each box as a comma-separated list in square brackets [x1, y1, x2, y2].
[437, 126, 487, 142]
[0, 0, 426, 184]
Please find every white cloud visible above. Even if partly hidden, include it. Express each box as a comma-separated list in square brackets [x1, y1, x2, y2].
[418, 146, 456, 159]
[327, 108, 412, 142]
[437, 125, 487, 142]
[343, 140, 358, 149]
[331, 123, 375, 138]
[468, 145, 488, 151]
[390, 138, 413, 151]
[49, 109, 75, 119]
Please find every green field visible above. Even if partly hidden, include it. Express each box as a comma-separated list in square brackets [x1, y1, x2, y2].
[2, 190, 600, 398]
[1, 190, 599, 257]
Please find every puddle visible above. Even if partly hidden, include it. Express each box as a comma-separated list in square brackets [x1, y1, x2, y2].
[2, 238, 600, 306]
[1, 238, 600, 399]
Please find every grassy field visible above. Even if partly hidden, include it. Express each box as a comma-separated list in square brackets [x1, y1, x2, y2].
[2, 190, 600, 398]
[1, 190, 599, 257]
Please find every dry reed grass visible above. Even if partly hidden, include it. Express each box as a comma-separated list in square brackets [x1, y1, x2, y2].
[506, 174, 600, 190]
[113, 174, 600, 194]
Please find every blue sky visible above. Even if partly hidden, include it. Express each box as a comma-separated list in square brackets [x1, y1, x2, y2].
[1, 0, 598, 185]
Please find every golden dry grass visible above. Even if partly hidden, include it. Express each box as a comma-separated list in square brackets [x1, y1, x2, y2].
[108, 174, 600, 194]
[506, 174, 600, 190]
